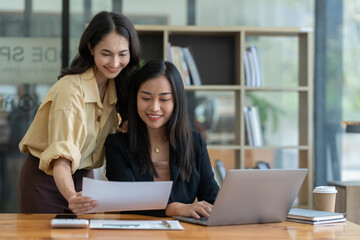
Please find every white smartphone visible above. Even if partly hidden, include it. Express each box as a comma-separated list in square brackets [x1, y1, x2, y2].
[51, 214, 89, 228]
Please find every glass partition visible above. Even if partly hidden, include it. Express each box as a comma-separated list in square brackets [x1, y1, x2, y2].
[0, 1, 61, 212]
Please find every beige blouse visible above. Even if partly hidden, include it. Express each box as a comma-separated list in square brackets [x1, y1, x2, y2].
[19, 68, 119, 175]
[153, 161, 170, 181]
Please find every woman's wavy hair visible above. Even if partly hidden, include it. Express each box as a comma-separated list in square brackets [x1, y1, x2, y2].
[58, 11, 140, 123]
[127, 60, 193, 181]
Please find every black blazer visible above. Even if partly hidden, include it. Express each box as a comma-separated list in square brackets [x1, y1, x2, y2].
[105, 131, 219, 216]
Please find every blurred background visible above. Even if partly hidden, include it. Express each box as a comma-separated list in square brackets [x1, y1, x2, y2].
[1, 0, 359, 212]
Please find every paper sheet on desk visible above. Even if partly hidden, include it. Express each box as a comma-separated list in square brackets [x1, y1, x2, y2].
[90, 220, 184, 230]
[82, 178, 173, 213]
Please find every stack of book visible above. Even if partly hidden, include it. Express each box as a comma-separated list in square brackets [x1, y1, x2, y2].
[168, 44, 202, 86]
[243, 105, 263, 146]
[286, 208, 346, 225]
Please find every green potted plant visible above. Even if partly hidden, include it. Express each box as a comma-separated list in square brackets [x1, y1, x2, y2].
[246, 92, 285, 132]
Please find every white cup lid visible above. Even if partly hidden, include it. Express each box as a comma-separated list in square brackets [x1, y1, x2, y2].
[313, 186, 337, 193]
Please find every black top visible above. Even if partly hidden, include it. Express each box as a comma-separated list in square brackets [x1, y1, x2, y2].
[105, 131, 219, 216]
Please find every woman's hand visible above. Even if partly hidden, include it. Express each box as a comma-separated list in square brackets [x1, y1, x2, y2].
[67, 192, 98, 215]
[165, 201, 214, 219]
[116, 120, 128, 133]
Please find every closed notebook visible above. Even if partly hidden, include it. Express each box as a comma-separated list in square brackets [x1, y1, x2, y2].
[287, 208, 345, 222]
[286, 217, 346, 225]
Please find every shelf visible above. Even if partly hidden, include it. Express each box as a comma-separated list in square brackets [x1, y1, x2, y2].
[185, 85, 242, 91]
[207, 145, 241, 150]
[185, 86, 310, 92]
[243, 145, 310, 150]
[136, 25, 313, 209]
[244, 86, 310, 92]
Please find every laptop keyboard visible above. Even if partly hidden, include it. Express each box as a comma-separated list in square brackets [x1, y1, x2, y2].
[198, 216, 208, 222]
[186, 216, 208, 225]
[174, 216, 209, 225]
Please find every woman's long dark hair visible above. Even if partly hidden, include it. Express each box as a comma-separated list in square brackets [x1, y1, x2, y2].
[127, 60, 193, 181]
[58, 11, 140, 122]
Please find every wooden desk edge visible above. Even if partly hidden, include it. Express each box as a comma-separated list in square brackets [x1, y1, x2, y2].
[1, 213, 360, 240]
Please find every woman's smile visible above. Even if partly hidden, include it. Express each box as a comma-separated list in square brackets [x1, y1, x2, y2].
[147, 114, 163, 121]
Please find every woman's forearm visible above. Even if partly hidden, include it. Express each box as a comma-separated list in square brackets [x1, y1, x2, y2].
[166, 201, 213, 219]
[165, 202, 184, 216]
[52, 157, 98, 215]
[52, 157, 76, 201]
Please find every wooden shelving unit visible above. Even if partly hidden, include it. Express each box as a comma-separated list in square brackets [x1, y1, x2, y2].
[135, 25, 314, 209]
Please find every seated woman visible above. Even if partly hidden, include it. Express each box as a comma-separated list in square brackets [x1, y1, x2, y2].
[105, 59, 219, 218]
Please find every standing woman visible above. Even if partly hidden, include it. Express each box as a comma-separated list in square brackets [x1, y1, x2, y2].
[18, 11, 140, 215]
[105, 60, 219, 218]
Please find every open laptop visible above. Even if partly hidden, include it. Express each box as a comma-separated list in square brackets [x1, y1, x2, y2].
[174, 169, 307, 226]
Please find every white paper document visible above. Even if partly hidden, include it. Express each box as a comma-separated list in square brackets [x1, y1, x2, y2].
[82, 178, 173, 213]
[89, 220, 184, 230]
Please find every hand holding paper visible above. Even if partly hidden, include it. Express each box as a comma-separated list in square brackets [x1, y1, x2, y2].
[82, 178, 173, 213]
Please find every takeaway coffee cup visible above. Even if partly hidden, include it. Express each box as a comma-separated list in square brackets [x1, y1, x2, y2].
[313, 186, 337, 212]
